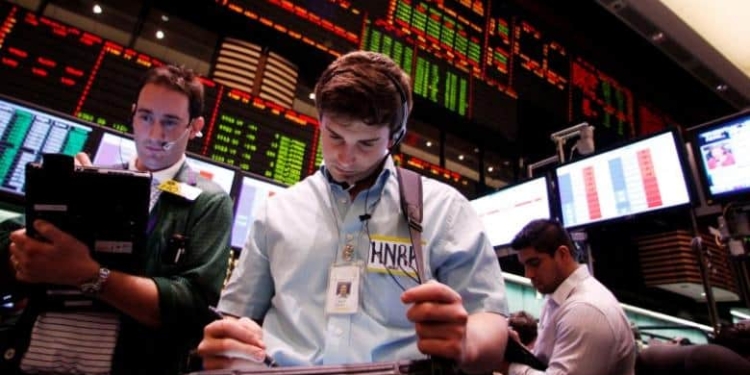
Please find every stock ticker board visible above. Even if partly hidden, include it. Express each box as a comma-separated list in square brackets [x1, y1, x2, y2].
[0, 0, 677, 186]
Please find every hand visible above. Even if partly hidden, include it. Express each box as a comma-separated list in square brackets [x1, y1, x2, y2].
[198, 316, 269, 369]
[74, 152, 93, 167]
[508, 326, 522, 346]
[9, 220, 99, 286]
[401, 280, 470, 364]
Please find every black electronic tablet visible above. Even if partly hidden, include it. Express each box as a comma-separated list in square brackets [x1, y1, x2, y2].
[24, 153, 151, 274]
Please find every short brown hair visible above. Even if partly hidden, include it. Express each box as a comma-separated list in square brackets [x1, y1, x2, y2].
[509, 310, 539, 346]
[136, 64, 204, 120]
[314, 51, 412, 138]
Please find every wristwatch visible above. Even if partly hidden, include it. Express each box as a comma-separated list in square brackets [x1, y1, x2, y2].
[80, 267, 111, 296]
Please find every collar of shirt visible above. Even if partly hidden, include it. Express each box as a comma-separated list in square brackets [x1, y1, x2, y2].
[549, 264, 590, 306]
[319, 156, 396, 195]
[128, 154, 186, 185]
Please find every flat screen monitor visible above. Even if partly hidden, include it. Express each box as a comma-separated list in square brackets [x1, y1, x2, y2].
[690, 110, 750, 203]
[184, 156, 236, 195]
[231, 175, 286, 249]
[0, 96, 93, 196]
[470, 176, 553, 247]
[555, 129, 692, 229]
[93, 131, 235, 194]
[92, 131, 136, 167]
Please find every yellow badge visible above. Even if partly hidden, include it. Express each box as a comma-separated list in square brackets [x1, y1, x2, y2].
[158, 179, 202, 201]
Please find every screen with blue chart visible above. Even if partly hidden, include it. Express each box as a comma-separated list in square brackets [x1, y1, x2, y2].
[231, 175, 287, 249]
[555, 129, 691, 229]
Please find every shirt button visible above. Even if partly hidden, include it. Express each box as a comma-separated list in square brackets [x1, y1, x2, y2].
[340, 199, 348, 204]
[334, 327, 343, 336]
[4, 348, 15, 360]
[346, 234, 353, 241]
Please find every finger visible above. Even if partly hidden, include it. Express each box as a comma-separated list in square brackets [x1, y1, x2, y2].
[401, 280, 462, 304]
[9, 228, 28, 244]
[414, 321, 465, 340]
[416, 338, 464, 361]
[406, 301, 468, 324]
[74, 152, 92, 166]
[33, 220, 74, 244]
[204, 319, 264, 348]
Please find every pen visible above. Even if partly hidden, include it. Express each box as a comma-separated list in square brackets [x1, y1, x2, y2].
[208, 306, 278, 368]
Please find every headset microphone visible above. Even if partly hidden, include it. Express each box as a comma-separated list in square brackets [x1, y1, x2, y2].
[160, 128, 193, 151]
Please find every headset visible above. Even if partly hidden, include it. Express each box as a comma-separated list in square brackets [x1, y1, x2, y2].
[381, 71, 409, 149]
[325, 68, 410, 148]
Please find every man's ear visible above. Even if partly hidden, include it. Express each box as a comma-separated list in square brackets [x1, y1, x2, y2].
[190, 116, 205, 139]
[556, 245, 571, 260]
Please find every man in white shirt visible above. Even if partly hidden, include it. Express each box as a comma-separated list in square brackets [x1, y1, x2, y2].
[503, 219, 636, 375]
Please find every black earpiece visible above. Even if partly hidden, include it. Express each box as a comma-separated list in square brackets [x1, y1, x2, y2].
[382, 72, 409, 148]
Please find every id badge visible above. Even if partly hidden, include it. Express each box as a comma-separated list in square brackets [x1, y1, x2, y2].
[325, 264, 360, 315]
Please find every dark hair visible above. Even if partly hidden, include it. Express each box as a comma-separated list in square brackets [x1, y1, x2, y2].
[510, 218, 579, 259]
[136, 65, 204, 120]
[314, 50, 412, 137]
[509, 311, 539, 346]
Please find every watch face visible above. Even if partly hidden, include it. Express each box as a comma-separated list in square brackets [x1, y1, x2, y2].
[80, 268, 109, 295]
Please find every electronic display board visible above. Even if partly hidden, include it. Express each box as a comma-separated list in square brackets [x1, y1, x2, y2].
[555, 129, 690, 229]
[571, 57, 635, 144]
[395, 153, 477, 198]
[690, 110, 750, 203]
[470, 176, 552, 247]
[218, 0, 364, 56]
[198, 88, 319, 186]
[231, 174, 287, 249]
[0, 2, 686, 195]
[0, 6, 102, 114]
[0, 95, 92, 196]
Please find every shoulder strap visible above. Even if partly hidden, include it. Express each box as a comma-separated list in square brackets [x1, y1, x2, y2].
[396, 167, 426, 283]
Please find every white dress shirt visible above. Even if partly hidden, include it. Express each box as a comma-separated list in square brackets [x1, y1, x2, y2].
[509, 265, 636, 375]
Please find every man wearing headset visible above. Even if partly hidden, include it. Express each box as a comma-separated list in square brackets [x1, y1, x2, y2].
[198, 51, 509, 372]
[0, 65, 234, 374]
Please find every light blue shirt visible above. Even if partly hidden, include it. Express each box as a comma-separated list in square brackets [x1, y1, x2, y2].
[220, 157, 508, 366]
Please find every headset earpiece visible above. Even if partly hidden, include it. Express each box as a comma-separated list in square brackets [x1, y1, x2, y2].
[383, 72, 409, 148]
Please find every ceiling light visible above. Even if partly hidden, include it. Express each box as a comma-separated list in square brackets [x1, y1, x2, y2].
[156, 30, 165, 39]
[161, 15, 170, 22]
[425, 141, 432, 147]
[92, 4, 102, 14]
[487, 166, 494, 172]
[716, 84, 728, 92]
[458, 155, 464, 160]
[308, 92, 315, 100]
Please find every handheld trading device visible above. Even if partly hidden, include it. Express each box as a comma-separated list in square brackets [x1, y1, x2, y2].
[25, 153, 151, 273]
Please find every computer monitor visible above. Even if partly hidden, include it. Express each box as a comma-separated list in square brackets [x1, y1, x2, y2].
[0, 95, 93, 197]
[184, 156, 236, 195]
[92, 131, 136, 167]
[92, 131, 236, 194]
[231, 174, 286, 249]
[555, 128, 692, 229]
[470, 176, 553, 248]
[690, 110, 750, 204]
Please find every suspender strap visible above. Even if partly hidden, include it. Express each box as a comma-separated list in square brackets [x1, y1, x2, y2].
[397, 167, 426, 283]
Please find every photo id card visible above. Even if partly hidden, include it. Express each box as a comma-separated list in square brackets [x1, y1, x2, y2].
[325, 264, 360, 315]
